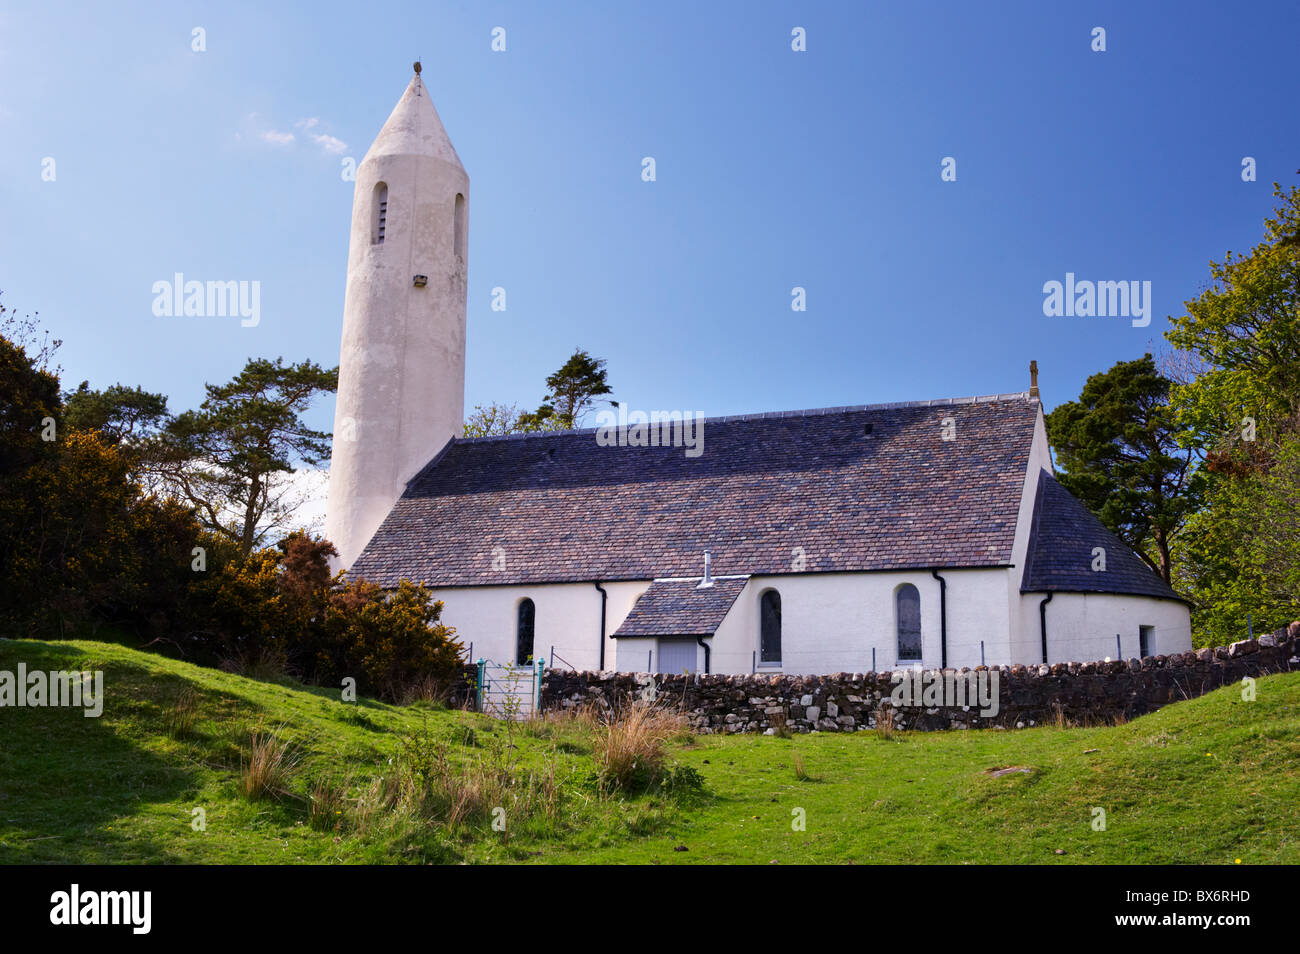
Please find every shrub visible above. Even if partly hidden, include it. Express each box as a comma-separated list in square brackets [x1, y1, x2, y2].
[321, 578, 464, 702]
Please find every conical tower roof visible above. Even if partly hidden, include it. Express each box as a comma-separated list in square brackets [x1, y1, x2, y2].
[363, 66, 463, 167]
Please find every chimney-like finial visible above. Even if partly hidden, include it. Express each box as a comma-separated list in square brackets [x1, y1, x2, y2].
[413, 60, 422, 74]
[698, 550, 714, 589]
[1029, 359, 1040, 400]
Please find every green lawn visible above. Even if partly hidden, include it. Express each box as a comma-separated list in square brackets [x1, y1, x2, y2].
[1, 638, 1297, 864]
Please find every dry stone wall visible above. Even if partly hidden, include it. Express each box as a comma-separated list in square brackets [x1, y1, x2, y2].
[537, 626, 1300, 733]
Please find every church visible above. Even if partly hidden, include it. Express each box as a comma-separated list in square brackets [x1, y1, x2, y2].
[324, 68, 1192, 676]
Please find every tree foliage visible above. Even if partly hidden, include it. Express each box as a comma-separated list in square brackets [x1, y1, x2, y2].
[1173, 435, 1300, 644]
[1160, 183, 1300, 634]
[539, 348, 612, 427]
[1046, 355, 1203, 583]
[468, 348, 613, 435]
[63, 381, 171, 480]
[158, 357, 337, 553]
[463, 401, 566, 437]
[1166, 183, 1300, 461]
[0, 311, 459, 701]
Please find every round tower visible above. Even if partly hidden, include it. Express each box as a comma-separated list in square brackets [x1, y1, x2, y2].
[326, 64, 469, 569]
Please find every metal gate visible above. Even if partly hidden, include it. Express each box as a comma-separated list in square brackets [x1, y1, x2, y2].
[475, 658, 545, 719]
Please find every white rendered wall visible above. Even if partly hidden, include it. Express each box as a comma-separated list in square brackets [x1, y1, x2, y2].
[1006, 403, 1056, 663]
[703, 570, 1017, 676]
[436, 572, 1190, 675]
[1015, 591, 1192, 664]
[432, 580, 650, 671]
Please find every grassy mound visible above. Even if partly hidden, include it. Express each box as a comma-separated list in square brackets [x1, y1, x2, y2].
[1, 639, 1296, 864]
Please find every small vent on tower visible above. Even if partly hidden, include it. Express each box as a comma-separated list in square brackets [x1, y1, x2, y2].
[372, 182, 389, 245]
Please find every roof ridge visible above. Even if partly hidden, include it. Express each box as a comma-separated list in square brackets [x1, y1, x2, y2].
[455, 391, 1036, 445]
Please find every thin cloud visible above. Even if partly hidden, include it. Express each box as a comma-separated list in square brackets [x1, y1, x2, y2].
[243, 114, 346, 155]
[310, 133, 348, 155]
[297, 117, 348, 154]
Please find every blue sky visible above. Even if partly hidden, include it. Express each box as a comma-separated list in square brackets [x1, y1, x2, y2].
[2, 0, 1298, 445]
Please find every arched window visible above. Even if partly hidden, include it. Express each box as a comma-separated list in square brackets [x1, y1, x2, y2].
[515, 598, 535, 666]
[372, 182, 388, 245]
[759, 590, 781, 666]
[896, 584, 922, 661]
[453, 192, 466, 258]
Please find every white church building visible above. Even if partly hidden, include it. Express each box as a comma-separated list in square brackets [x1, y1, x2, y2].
[325, 67, 1192, 676]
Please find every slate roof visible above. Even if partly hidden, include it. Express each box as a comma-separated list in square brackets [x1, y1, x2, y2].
[1021, 471, 1183, 601]
[613, 578, 749, 638]
[350, 393, 1040, 587]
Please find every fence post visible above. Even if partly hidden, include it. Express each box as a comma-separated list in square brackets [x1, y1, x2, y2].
[475, 658, 486, 712]
[534, 656, 546, 715]
[872, 647, 876, 672]
[980, 641, 985, 666]
[1247, 613, 1254, 639]
[1116, 633, 1122, 659]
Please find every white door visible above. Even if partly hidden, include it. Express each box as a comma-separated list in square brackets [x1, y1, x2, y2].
[657, 640, 697, 674]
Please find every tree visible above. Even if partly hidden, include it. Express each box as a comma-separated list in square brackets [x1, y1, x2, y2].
[64, 382, 169, 445]
[1173, 435, 1300, 645]
[1165, 183, 1300, 459]
[516, 402, 564, 432]
[0, 292, 60, 375]
[0, 333, 60, 486]
[464, 402, 527, 437]
[0, 319, 214, 639]
[1160, 183, 1300, 634]
[64, 381, 170, 480]
[1046, 355, 1203, 584]
[158, 358, 337, 554]
[464, 348, 614, 435]
[539, 348, 612, 427]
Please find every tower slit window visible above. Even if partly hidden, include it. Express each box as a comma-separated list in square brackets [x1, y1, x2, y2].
[372, 182, 389, 245]
[454, 193, 466, 258]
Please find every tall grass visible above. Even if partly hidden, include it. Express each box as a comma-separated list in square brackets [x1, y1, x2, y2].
[308, 774, 350, 830]
[349, 723, 564, 837]
[239, 730, 299, 800]
[873, 705, 896, 740]
[792, 749, 810, 781]
[163, 687, 200, 739]
[593, 702, 689, 793]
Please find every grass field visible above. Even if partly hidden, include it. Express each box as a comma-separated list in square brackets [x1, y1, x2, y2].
[1, 638, 1297, 864]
